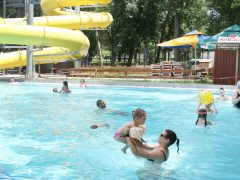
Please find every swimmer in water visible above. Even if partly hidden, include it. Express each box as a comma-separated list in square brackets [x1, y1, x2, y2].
[9, 79, 16, 84]
[90, 123, 109, 129]
[95, 100, 130, 116]
[80, 79, 86, 88]
[96, 99, 106, 109]
[195, 108, 214, 126]
[217, 88, 229, 101]
[53, 88, 58, 93]
[59, 81, 71, 94]
[232, 81, 240, 108]
[126, 129, 180, 163]
[114, 108, 147, 153]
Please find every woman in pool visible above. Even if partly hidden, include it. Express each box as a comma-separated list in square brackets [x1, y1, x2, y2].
[217, 88, 229, 101]
[126, 129, 179, 163]
[196, 108, 213, 126]
[114, 108, 146, 153]
[232, 81, 240, 108]
[59, 81, 71, 94]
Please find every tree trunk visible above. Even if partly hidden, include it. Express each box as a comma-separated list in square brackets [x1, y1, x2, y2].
[143, 43, 148, 66]
[127, 48, 135, 67]
[117, 51, 122, 62]
[134, 52, 138, 66]
[106, 29, 117, 66]
[155, 47, 161, 63]
[174, 14, 180, 62]
[96, 31, 104, 66]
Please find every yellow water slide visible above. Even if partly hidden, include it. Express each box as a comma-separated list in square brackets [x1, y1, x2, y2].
[0, 0, 113, 69]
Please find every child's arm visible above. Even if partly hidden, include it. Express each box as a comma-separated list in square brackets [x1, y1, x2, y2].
[212, 103, 218, 114]
[196, 103, 201, 113]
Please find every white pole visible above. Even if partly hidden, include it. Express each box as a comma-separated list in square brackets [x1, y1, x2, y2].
[235, 49, 239, 84]
[26, 0, 34, 79]
[194, 47, 197, 70]
[74, 6, 81, 68]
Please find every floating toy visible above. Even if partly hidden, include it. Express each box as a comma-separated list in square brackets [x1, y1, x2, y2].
[199, 90, 214, 105]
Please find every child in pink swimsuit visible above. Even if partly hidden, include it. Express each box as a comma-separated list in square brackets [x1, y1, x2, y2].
[114, 108, 147, 153]
[195, 108, 213, 126]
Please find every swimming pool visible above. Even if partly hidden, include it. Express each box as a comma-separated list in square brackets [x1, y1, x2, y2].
[0, 82, 239, 180]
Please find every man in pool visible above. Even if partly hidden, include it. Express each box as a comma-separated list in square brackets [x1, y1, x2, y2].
[96, 100, 106, 109]
[232, 81, 240, 108]
[96, 99, 130, 116]
[126, 129, 179, 163]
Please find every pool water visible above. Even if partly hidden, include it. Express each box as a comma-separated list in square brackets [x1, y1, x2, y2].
[0, 82, 239, 180]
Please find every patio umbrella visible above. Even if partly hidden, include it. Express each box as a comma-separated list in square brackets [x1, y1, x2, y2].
[201, 24, 240, 84]
[158, 30, 211, 70]
[201, 24, 240, 50]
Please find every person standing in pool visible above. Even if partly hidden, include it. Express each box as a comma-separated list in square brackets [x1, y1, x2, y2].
[80, 79, 86, 88]
[59, 81, 71, 94]
[196, 108, 213, 126]
[232, 81, 240, 108]
[217, 88, 229, 101]
[126, 129, 179, 163]
[114, 108, 146, 153]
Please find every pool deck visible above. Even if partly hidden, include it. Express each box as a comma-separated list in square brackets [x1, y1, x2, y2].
[0, 75, 237, 89]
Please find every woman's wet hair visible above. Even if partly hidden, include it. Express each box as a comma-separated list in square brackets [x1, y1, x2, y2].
[132, 108, 146, 120]
[220, 87, 224, 91]
[165, 129, 180, 154]
[196, 108, 207, 126]
[63, 81, 68, 87]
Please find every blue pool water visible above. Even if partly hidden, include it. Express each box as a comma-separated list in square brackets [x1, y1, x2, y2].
[0, 82, 239, 180]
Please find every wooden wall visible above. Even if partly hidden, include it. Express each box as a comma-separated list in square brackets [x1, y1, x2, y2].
[214, 49, 240, 85]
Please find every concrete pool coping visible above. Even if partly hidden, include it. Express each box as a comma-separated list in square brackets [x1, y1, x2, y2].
[0, 75, 237, 89]
[22, 78, 236, 90]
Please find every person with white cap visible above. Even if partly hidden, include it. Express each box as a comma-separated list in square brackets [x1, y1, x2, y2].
[232, 81, 240, 108]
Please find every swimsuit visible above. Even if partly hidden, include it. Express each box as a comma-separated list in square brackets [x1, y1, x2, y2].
[114, 131, 121, 138]
[147, 149, 166, 162]
[235, 92, 240, 108]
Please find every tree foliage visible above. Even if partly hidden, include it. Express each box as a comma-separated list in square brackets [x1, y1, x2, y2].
[0, 0, 239, 66]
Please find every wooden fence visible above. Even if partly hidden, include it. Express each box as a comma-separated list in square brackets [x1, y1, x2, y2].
[60, 66, 208, 80]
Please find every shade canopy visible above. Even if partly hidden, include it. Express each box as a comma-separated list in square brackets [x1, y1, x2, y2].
[158, 30, 211, 49]
[202, 24, 240, 50]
